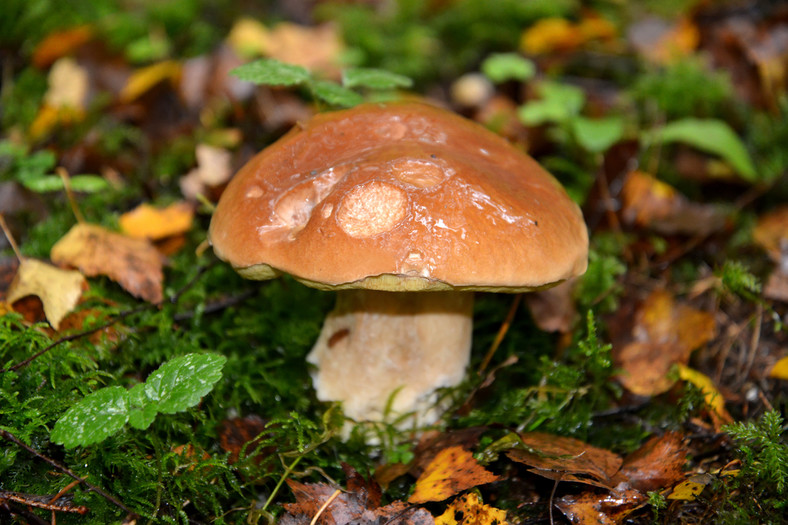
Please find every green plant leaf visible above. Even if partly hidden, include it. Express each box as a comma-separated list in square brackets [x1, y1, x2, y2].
[128, 403, 159, 430]
[572, 116, 624, 153]
[143, 353, 227, 414]
[20, 174, 109, 193]
[342, 68, 413, 90]
[312, 80, 364, 107]
[518, 81, 585, 125]
[230, 58, 311, 86]
[644, 119, 757, 180]
[51, 386, 129, 448]
[481, 53, 535, 83]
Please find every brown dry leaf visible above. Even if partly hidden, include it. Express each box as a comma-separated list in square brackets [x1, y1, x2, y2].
[628, 16, 699, 64]
[621, 171, 728, 236]
[525, 278, 577, 333]
[765, 270, 788, 303]
[434, 493, 509, 525]
[119, 202, 194, 240]
[408, 446, 499, 504]
[7, 258, 87, 330]
[120, 60, 181, 104]
[32, 25, 94, 68]
[614, 289, 716, 396]
[613, 432, 687, 492]
[556, 488, 647, 525]
[179, 144, 234, 201]
[51, 223, 165, 303]
[753, 206, 788, 263]
[218, 414, 270, 465]
[507, 432, 622, 489]
[280, 479, 432, 525]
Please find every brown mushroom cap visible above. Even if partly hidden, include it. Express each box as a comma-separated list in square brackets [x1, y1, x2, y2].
[209, 101, 588, 292]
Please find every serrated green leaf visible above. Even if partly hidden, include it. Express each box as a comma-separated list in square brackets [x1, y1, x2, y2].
[518, 81, 585, 125]
[51, 386, 129, 448]
[644, 119, 757, 180]
[481, 53, 535, 83]
[342, 68, 413, 90]
[312, 80, 364, 107]
[143, 353, 226, 414]
[230, 58, 311, 86]
[128, 383, 147, 407]
[128, 403, 158, 430]
[572, 116, 624, 153]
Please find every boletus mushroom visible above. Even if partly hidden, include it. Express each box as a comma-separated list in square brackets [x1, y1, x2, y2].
[209, 101, 588, 426]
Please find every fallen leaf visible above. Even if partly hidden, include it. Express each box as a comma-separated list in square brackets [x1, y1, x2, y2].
[120, 60, 181, 104]
[409, 446, 499, 504]
[264, 22, 344, 79]
[119, 202, 194, 240]
[628, 16, 699, 64]
[556, 488, 647, 525]
[525, 278, 577, 333]
[32, 25, 94, 69]
[409, 427, 486, 477]
[226, 18, 271, 58]
[218, 414, 270, 465]
[667, 473, 713, 501]
[7, 258, 87, 330]
[676, 364, 732, 428]
[753, 206, 788, 264]
[179, 144, 234, 201]
[621, 171, 728, 236]
[30, 57, 90, 139]
[614, 290, 716, 396]
[435, 493, 509, 525]
[507, 432, 622, 489]
[520, 15, 615, 55]
[764, 270, 788, 303]
[769, 356, 788, 380]
[281, 478, 432, 525]
[613, 432, 687, 492]
[51, 223, 165, 303]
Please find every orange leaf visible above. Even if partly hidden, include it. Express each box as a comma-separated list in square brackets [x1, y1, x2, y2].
[408, 446, 498, 504]
[435, 493, 509, 525]
[769, 356, 788, 380]
[119, 202, 194, 240]
[120, 60, 181, 103]
[51, 223, 165, 303]
[753, 206, 788, 263]
[33, 26, 94, 69]
[7, 259, 86, 330]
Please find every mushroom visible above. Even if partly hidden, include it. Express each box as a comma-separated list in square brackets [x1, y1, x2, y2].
[209, 101, 588, 426]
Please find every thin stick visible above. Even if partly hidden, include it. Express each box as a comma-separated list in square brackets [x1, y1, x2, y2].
[478, 294, 522, 374]
[49, 477, 86, 504]
[0, 429, 133, 515]
[0, 213, 24, 261]
[56, 167, 85, 223]
[310, 489, 341, 525]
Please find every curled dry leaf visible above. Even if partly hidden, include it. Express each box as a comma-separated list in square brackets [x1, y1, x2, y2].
[507, 432, 622, 489]
[119, 202, 194, 240]
[7, 259, 87, 330]
[613, 432, 687, 492]
[51, 223, 165, 303]
[408, 446, 499, 504]
[435, 493, 509, 525]
[621, 171, 728, 236]
[556, 488, 647, 525]
[614, 289, 716, 396]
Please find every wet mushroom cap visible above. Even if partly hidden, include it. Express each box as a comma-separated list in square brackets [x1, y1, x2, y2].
[209, 101, 588, 291]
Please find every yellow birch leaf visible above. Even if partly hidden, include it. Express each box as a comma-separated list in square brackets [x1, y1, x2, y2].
[120, 60, 181, 103]
[119, 202, 194, 240]
[676, 363, 732, 427]
[769, 356, 788, 380]
[435, 493, 509, 525]
[668, 474, 712, 501]
[408, 446, 498, 504]
[7, 259, 86, 330]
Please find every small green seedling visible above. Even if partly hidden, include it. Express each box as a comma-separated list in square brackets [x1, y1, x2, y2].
[51, 353, 226, 448]
[0, 141, 109, 193]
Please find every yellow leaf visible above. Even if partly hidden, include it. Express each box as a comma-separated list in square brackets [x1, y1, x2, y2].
[7, 259, 86, 330]
[44, 57, 89, 110]
[668, 474, 712, 501]
[769, 356, 788, 380]
[119, 202, 194, 240]
[226, 18, 270, 57]
[521, 18, 578, 55]
[120, 60, 181, 103]
[435, 493, 509, 525]
[676, 364, 732, 427]
[408, 446, 498, 504]
[51, 223, 165, 303]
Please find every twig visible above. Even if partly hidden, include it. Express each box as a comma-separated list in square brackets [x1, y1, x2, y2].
[478, 294, 522, 375]
[310, 489, 341, 525]
[0, 430, 134, 515]
[0, 214, 23, 261]
[56, 167, 85, 224]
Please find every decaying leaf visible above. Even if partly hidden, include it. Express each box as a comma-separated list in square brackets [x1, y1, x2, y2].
[409, 446, 499, 504]
[753, 206, 788, 263]
[51, 223, 165, 303]
[507, 432, 622, 489]
[119, 202, 194, 240]
[667, 473, 713, 501]
[556, 488, 647, 525]
[614, 289, 716, 396]
[218, 414, 270, 465]
[180, 144, 234, 201]
[628, 16, 699, 64]
[30, 57, 90, 139]
[525, 279, 577, 333]
[613, 432, 687, 492]
[280, 478, 432, 525]
[621, 171, 728, 236]
[434, 493, 509, 525]
[676, 364, 732, 427]
[7, 258, 87, 330]
[32, 25, 94, 68]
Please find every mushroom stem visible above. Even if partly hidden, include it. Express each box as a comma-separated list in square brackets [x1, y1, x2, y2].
[307, 289, 474, 426]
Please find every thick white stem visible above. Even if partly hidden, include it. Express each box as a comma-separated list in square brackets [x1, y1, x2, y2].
[307, 289, 474, 425]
